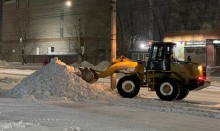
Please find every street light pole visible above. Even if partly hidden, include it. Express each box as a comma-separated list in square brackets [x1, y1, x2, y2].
[111, 0, 117, 90]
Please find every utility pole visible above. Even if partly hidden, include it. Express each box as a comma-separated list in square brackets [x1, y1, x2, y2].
[111, 0, 117, 89]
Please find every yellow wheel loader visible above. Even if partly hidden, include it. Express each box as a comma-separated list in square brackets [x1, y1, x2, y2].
[79, 42, 211, 101]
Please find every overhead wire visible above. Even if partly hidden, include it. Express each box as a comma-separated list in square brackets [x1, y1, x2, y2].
[117, 0, 218, 28]
[2, 0, 110, 14]
[1, 0, 212, 21]
[2, 0, 112, 24]
[2, 2, 111, 19]
[2, 0, 203, 16]
[3, 6, 112, 24]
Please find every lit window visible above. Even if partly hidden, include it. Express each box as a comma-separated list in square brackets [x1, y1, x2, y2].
[36, 47, 39, 55]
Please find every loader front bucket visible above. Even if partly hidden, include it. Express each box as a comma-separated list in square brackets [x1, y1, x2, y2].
[78, 67, 99, 84]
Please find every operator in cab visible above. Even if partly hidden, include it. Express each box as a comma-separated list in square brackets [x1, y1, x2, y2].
[170, 50, 179, 61]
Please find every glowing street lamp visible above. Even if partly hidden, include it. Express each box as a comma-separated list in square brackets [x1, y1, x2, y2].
[140, 43, 145, 49]
[65, 0, 72, 7]
[139, 41, 146, 49]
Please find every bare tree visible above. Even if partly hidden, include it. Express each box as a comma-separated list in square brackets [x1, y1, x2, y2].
[117, 0, 219, 45]
[15, 10, 38, 64]
[89, 8, 111, 59]
[127, 7, 139, 50]
[66, 15, 83, 62]
[116, 4, 126, 56]
[117, 0, 139, 54]
[170, 0, 219, 31]
[150, 0, 172, 40]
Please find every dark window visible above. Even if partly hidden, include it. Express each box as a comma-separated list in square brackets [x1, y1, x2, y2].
[51, 47, 54, 52]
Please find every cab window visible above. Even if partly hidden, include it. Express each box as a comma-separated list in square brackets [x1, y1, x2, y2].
[151, 45, 164, 60]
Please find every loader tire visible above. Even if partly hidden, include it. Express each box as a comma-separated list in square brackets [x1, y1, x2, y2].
[117, 75, 140, 98]
[177, 87, 189, 100]
[156, 80, 180, 101]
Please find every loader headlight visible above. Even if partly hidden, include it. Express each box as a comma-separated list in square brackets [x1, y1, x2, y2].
[198, 65, 204, 78]
[198, 65, 203, 71]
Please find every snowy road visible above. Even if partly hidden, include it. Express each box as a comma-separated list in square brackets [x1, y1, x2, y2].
[205, 85, 220, 91]
[0, 67, 220, 131]
[0, 96, 219, 131]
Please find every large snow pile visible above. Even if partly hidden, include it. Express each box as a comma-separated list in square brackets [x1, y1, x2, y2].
[0, 60, 9, 66]
[95, 61, 111, 71]
[4, 57, 116, 102]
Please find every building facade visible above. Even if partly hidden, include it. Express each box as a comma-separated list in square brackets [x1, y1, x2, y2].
[2, 0, 111, 64]
[164, 28, 220, 67]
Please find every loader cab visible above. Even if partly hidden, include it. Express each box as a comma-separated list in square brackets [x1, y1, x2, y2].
[146, 42, 175, 71]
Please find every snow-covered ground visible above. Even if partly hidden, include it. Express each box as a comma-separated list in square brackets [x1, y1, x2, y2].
[0, 59, 219, 131]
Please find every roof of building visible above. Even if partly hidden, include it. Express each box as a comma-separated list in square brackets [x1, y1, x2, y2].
[163, 28, 220, 42]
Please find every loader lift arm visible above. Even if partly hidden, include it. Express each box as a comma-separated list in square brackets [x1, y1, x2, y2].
[79, 56, 143, 83]
[97, 56, 139, 78]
